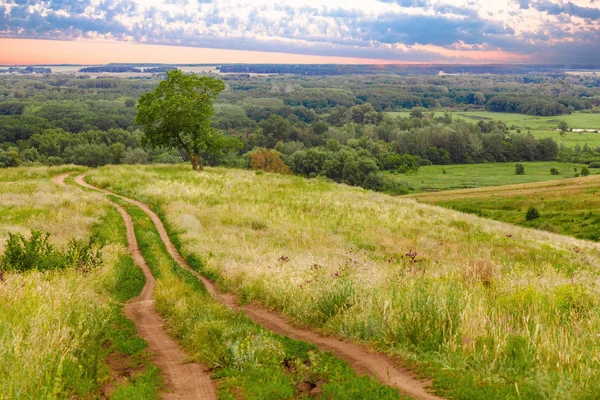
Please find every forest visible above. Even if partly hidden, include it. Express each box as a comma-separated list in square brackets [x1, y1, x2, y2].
[1, 72, 599, 194]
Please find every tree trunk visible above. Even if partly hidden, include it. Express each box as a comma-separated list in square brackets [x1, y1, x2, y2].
[191, 154, 203, 171]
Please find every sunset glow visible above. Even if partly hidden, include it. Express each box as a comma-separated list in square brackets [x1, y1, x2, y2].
[1, 0, 599, 64]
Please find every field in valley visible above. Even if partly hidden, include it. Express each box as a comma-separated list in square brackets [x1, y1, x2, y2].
[387, 161, 599, 192]
[86, 164, 600, 400]
[410, 175, 600, 242]
[388, 110, 600, 148]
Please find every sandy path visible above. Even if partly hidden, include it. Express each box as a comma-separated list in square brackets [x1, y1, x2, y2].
[51, 173, 70, 186]
[74, 173, 445, 400]
[66, 174, 217, 400]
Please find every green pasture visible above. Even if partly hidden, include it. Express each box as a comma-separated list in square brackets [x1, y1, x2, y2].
[389, 161, 598, 192]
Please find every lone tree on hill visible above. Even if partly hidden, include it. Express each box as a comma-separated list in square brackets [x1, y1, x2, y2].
[136, 70, 240, 170]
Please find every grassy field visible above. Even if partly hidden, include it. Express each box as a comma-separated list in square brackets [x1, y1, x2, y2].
[387, 161, 599, 192]
[388, 110, 600, 148]
[88, 164, 600, 399]
[115, 197, 405, 399]
[0, 167, 162, 399]
[409, 175, 600, 242]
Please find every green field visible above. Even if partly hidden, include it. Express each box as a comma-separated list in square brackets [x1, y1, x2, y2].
[410, 175, 600, 241]
[388, 161, 598, 192]
[388, 110, 600, 148]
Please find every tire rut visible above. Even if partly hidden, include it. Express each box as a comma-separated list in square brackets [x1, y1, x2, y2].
[58, 173, 217, 400]
[73, 173, 445, 400]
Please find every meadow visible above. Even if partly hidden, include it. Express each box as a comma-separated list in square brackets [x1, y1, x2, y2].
[88, 164, 600, 400]
[0, 167, 162, 399]
[387, 161, 599, 192]
[388, 110, 600, 148]
[410, 175, 600, 242]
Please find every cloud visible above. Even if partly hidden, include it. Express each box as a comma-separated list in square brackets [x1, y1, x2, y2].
[0, 0, 599, 63]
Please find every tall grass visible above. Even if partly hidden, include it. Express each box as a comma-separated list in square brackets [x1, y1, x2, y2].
[0, 167, 160, 399]
[117, 198, 406, 399]
[88, 164, 600, 399]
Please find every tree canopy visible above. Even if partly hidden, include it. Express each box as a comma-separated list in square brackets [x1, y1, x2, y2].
[136, 70, 239, 170]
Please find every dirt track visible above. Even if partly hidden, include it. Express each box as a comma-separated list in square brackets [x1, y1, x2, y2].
[56, 173, 217, 400]
[70, 172, 445, 400]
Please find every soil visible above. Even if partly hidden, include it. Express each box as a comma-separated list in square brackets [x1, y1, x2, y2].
[71, 173, 445, 400]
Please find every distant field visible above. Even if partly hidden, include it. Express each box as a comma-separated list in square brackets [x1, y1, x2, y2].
[388, 161, 598, 192]
[410, 175, 600, 241]
[388, 110, 600, 148]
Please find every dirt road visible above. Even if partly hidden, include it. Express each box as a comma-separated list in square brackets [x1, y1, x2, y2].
[56, 173, 217, 400]
[71, 172, 445, 400]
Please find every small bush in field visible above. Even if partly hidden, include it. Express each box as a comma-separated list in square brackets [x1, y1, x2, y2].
[550, 168, 560, 175]
[580, 167, 590, 177]
[248, 148, 291, 174]
[526, 206, 540, 221]
[515, 163, 525, 175]
[0, 230, 101, 273]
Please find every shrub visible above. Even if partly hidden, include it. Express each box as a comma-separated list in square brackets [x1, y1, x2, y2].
[515, 163, 525, 175]
[0, 231, 101, 273]
[122, 147, 149, 165]
[580, 166, 590, 176]
[550, 168, 560, 175]
[248, 148, 291, 174]
[525, 206, 540, 221]
[589, 162, 600, 168]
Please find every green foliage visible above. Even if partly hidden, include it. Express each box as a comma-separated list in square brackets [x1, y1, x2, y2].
[550, 167, 560, 175]
[0, 230, 101, 273]
[525, 206, 541, 220]
[515, 163, 525, 175]
[0, 148, 21, 168]
[580, 166, 590, 176]
[136, 70, 240, 170]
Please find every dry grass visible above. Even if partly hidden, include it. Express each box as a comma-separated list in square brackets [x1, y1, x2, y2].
[88, 165, 600, 398]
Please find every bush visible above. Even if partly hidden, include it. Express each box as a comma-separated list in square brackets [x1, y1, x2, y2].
[0, 230, 101, 273]
[515, 163, 525, 175]
[248, 148, 291, 174]
[589, 162, 600, 168]
[362, 173, 411, 195]
[550, 168, 560, 175]
[580, 166, 590, 176]
[122, 147, 149, 165]
[525, 206, 540, 221]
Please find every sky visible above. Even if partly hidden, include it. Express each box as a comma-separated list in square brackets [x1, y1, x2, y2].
[1, 0, 599, 65]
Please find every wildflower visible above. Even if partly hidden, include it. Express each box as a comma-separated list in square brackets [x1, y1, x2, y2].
[506, 234, 513, 238]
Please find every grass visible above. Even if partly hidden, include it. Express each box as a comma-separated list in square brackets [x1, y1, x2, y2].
[387, 110, 600, 148]
[386, 161, 598, 192]
[409, 174, 600, 242]
[0, 167, 162, 399]
[113, 196, 406, 399]
[88, 164, 600, 399]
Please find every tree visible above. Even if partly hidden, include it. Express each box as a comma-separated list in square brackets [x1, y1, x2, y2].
[136, 70, 238, 170]
[515, 163, 525, 175]
[558, 120, 569, 133]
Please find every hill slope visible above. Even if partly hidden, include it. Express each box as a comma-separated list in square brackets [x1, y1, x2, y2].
[88, 165, 600, 399]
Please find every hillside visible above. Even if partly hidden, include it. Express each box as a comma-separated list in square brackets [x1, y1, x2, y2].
[88, 165, 600, 399]
[410, 175, 600, 241]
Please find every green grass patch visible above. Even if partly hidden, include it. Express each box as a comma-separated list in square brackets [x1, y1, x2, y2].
[391, 161, 594, 192]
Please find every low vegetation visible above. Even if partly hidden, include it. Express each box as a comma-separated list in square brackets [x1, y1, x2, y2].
[0, 167, 162, 398]
[113, 197, 405, 399]
[88, 164, 600, 399]
[411, 174, 600, 242]
[387, 161, 596, 192]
